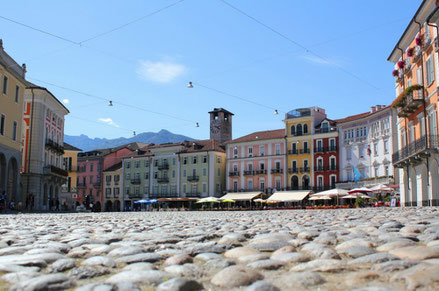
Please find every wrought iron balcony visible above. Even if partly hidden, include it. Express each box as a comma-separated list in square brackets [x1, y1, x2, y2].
[328, 146, 338, 152]
[271, 168, 283, 174]
[254, 169, 267, 175]
[244, 170, 254, 176]
[396, 89, 424, 118]
[314, 166, 325, 172]
[288, 168, 298, 174]
[314, 147, 324, 153]
[393, 134, 438, 167]
[300, 167, 310, 173]
[43, 165, 68, 177]
[327, 165, 338, 171]
[131, 178, 141, 184]
[288, 149, 298, 155]
[299, 148, 310, 154]
[229, 171, 240, 177]
[158, 163, 169, 170]
[187, 175, 199, 182]
[157, 177, 169, 183]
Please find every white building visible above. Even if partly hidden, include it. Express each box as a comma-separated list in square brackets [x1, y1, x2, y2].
[336, 105, 398, 189]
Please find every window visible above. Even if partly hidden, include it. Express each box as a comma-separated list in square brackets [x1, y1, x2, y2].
[233, 164, 238, 172]
[145, 160, 150, 167]
[385, 166, 389, 176]
[364, 127, 367, 137]
[248, 147, 253, 157]
[216, 183, 221, 194]
[12, 121, 17, 141]
[426, 57, 435, 85]
[154, 171, 159, 179]
[275, 144, 281, 155]
[330, 157, 336, 170]
[303, 160, 308, 169]
[303, 123, 308, 134]
[144, 172, 149, 179]
[135, 187, 140, 195]
[114, 188, 119, 198]
[292, 160, 297, 170]
[2, 76, 8, 95]
[203, 168, 207, 176]
[296, 124, 302, 136]
[233, 147, 238, 158]
[135, 161, 140, 168]
[260, 162, 265, 170]
[90, 164, 93, 172]
[126, 186, 130, 194]
[183, 157, 187, 165]
[172, 170, 175, 178]
[275, 179, 281, 190]
[90, 176, 93, 184]
[303, 141, 309, 152]
[248, 163, 253, 171]
[359, 146, 364, 158]
[203, 183, 207, 193]
[203, 155, 207, 163]
[384, 140, 389, 154]
[346, 147, 352, 160]
[114, 175, 120, 184]
[374, 167, 379, 177]
[317, 176, 323, 188]
[248, 180, 253, 190]
[317, 140, 323, 152]
[126, 173, 130, 180]
[105, 188, 111, 198]
[126, 162, 130, 169]
[183, 169, 186, 177]
[259, 145, 265, 156]
[192, 156, 197, 164]
[419, 116, 425, 137]
[233, 181, 238, 192]
[330, 175, 336, 188]
[15, 86, 19, 103]
[374, 143, 378, 156]
[290, 125, 296, 135]
[417, 67, 422, 84]
[330, 139, 336, 150]
[183, 184, 186, 193]
[154, 160, 158, 167]
[260, 180, 265, 191]
[217, 157, 221, 163]
[275, 161, 281, 169]
[106, 175, 112, 184]
[291, 143, 297, 153]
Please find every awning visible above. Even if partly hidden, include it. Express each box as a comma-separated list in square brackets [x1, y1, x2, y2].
[157, 198, 198, 202]
[220, 192, 262, 201]
[267, 191, 311, 202]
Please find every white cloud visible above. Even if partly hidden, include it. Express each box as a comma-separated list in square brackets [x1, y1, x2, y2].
[98, 118, 120, 128]
[300, 54, 337, 66]
[136, 60, 185, 83]
[62, 99, 70, 104]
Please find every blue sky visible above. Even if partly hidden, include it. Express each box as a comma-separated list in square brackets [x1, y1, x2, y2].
[1, 0, 421, 139]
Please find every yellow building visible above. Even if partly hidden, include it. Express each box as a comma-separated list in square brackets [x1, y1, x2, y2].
[103, 162, 122, 211]
[0, 39, 27, 205]
[60, 142, 82, 210]
[284, 107, 326, 190]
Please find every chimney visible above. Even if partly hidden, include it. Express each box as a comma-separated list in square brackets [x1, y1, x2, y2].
[370, 106, 376, 113]
[376, 105, 382, 110]
[0, 39, 3, 50]
[22, 63, 26, 77]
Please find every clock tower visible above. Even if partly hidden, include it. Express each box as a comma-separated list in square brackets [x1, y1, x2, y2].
[209, 108, 233, 143]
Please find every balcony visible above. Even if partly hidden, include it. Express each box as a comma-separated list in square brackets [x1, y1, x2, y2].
[288, 168, 298, 174]
[185, 192, 201, 197]
[393, 134, 438, 167]
[299, 148, 310, 154]
[229, 171, 240, 177]
[314, 147, 324, 153]
[314, 166, 325, 172]
[157, 177, 169, 183]
[300, 167, 310, 173]
[327, 146, 338, 152]
[128, 193, 142, 199]
[271, 168, 283, 174]
[327, 165, 338, 171]
[45, 139, 65, 154]
[244, 170, 254, 176]
[413, 47, 422, 63]
[131, 178, 141, 184]
[158, 163, 169, 170]
[422, 36, 433, 51]
[187, 175, 199, 182]
[288, 149, 298, 155]
[43, 165, 68, 177]
[254, 169, 267, 175]
[395, 86, 424, 118]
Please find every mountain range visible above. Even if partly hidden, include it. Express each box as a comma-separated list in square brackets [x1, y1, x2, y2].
[64, 129, 194, 152]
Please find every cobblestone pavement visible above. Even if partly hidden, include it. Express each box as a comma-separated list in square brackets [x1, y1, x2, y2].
[1, 208, 439, 290]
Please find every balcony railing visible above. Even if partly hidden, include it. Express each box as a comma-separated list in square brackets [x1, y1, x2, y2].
[45, 139, 65, 154]
[244, 170, 254, 176]
[300, 167, 310, 173]
[158, 163, 169, 170]
[299, 148, 310, 154]
[396, 89, 424, 118]
[288, 168, 298, 174]
[131, 178, 141, 184]
[288, 149, 298, 155]
[229, 171, 240, 177]
[271, 168, 283, 174]
[149, 193, 179, 198]
[314, 147, 324, 153]
[254, 169, 267, 175]
[314, 146, 338, 153]
[393, 134, 438, 167]
[422, 36, 433, 51]
[157, 177, 169, 183]
[314, 166, 325, 172]
[327, 165, 338, 171]
[187, 175, 199, 182]
[43, 165, 68, 177]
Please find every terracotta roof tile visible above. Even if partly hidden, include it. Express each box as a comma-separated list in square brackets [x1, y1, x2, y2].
[333, 106, 389, 123]
[224, 129, 285, 144]
[104, 162, 122, 172]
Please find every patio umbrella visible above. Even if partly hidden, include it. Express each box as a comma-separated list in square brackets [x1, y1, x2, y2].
[341, 194, 360, 199]
[309, 196, 322, 200]
[319, 196, 332, 200]
[361, 195, 372, 199]
[370, 184, 393, 192]
[221, 199, 236, 203]
[196, 197, 220, 203]
[253, 198, 266, 203]
[311, 188, 349, 198]
[348, 187, 373, 194]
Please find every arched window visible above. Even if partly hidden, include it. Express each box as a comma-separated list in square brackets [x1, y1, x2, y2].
[304, 124, 308, 134]
[290, 125, 296, 136]
[296, 124, 303, 136]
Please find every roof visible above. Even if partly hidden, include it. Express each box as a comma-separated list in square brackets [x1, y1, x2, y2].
[267, 191, 311, 202]
[220, 192, 263, 201]
[208, 108, 234, 115]
[179, 139, 225, 153]
[333, 106, 390, 124]
[103, 162, 122, 172]
[224, 129, 285, 145]
[0, 40, 27, 83]
[63, 142, 82, 152]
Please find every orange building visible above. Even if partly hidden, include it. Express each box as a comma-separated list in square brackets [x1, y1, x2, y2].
[388, 0, 439, 206]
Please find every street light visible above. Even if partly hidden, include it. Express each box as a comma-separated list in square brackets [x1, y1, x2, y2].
[188, 82, 194, 88]
[109, 101, 113, 106]
[274, 109, 279, 115]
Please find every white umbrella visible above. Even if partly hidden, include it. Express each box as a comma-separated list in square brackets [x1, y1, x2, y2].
[311, 188, 349, 198]
[341, 194, 360, 199]
[361, 195, 372, 199]
[309, 196, 321, 201]
[370, 184, 393, 192]
[348, 187, 373, 194]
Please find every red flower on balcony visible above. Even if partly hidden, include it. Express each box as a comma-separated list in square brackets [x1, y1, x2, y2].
[407, 47, 414, 57]
[416, 35, 423, 46]
[397, 61, 405, 69]
[392, 69, 399, 77]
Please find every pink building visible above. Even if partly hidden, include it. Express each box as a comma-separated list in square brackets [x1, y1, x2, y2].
[225, 129, 287, 193]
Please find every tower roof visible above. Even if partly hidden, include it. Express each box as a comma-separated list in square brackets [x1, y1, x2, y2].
[208, 108, 234, 115]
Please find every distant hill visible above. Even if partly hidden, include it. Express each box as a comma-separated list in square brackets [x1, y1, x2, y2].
[65, 129, 194, 151]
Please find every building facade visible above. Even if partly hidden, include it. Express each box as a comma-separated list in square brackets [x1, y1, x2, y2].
[336, 106, 397, 189]
[21, 85, 69, 210]
[103, 162, 122, 211]
[225, 129, 287, 193]
[0, 40, 27, 206]
[389, 0, 439, 206]
[60, 142, 81, 210]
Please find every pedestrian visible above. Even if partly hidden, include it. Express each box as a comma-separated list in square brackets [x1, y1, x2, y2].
[55, 199, 60, 211]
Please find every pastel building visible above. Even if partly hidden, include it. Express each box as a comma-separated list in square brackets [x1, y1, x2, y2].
[336, 106, 397, 189]
[0, 40, 27, 205]
[21, 84, 69, 210]
[225, 129, 287, 193]
[60, 142, 82, 209]
[389, 0, 439, 206]
[103, 162, 122, 211]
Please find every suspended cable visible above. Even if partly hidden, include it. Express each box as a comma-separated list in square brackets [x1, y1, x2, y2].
[28, 77, 198, 125]
[219, 0, 384, 92]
